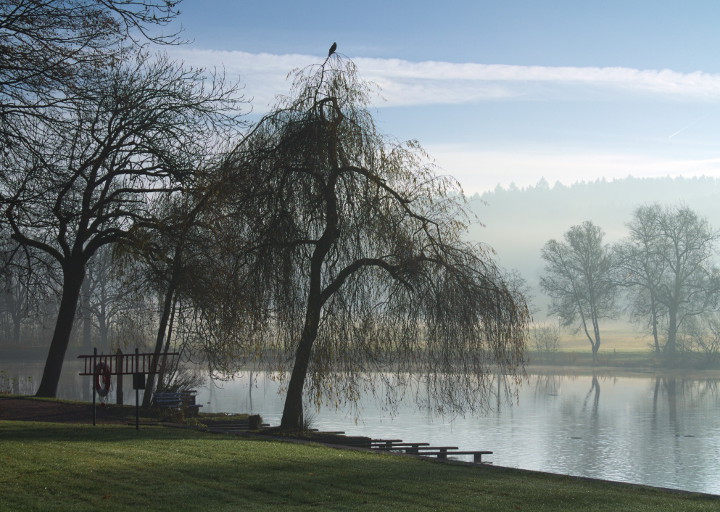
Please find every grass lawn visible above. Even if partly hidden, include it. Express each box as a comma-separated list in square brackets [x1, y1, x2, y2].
[1, 422, 719, 511]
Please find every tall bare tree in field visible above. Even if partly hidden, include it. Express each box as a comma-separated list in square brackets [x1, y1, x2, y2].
[1, 52, 243, 397]
[614, 205, 668, 354]
[217, 56, 529, 430]
[618, 204, 720, 360]
[540, 221, 616, 361]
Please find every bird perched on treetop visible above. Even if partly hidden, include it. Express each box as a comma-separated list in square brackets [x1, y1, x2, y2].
[328, 42, 337, 57]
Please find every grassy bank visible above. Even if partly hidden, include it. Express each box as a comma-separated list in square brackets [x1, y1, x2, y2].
[1, 422, 718, 511]
[528, 350, 720, 372]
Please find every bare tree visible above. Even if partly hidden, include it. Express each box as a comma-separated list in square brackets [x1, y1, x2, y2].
[215, 56, 529, 430]
[531, 322, 560, 357]
[0, 234, 56, 346]
[0, 0, 181, 145]
[75, 245, 151, 352]
[680, 313, 720, 364]
[614, 205, 669, 354]
[540, 221, 616, 361]
[117, 191, 221, 406]
[618, 204, 720, 360]
[1, 51, 243, 396]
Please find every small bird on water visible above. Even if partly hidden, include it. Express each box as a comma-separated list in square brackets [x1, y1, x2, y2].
[328, 42, 337, 57]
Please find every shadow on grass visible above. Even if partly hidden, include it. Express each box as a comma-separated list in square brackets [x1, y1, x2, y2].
[0, 420, 212, 443]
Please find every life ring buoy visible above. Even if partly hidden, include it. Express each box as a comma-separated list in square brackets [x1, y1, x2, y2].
[94, 362, 111, 397]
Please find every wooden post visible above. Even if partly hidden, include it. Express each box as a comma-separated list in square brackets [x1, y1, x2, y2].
[92, 347, 97, 426]
[115, 348, 124, 405]
[135, 347, 140, 430]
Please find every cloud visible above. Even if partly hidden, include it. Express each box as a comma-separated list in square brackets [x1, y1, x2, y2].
[169, 48, 720, 110]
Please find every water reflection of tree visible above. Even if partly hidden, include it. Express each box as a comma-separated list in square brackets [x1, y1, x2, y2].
[532, 374, 561, 399]
[652, 377, 720, 428]
[582, 375, 600, 416]
[494, 372, 523, 412]
[679, 378, 720, 403]
[653, 378, 677, 425]
[646, 376, 720, 490]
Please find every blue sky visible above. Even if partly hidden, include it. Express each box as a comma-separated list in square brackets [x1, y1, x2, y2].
[169, 1, 720, 194]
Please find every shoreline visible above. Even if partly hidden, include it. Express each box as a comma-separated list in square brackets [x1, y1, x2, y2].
[1, 397, 719, 500]
[525, 364, 720, 378]
[3, 421, 718, 511]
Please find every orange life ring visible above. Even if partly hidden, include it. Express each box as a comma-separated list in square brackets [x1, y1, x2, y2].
[94, 362, 111, 397]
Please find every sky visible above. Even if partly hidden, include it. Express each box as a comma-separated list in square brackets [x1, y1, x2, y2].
[166, 1, 720, 195]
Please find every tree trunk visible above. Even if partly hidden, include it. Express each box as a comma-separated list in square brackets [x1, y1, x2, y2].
[157, 296, 178, 391]
[578, 309, 599, 361]
[280, 139, 340, 430]
[81, 277, 92, 352]
[35, 261, 85, 397]
[12, 317, 21, 346]
[142, 282, 176, 407]
[280, 297, 322, 430]
[279, 199, 337, 430]
[99, 319, 109, 352]
[664, 268, 683, 362]
[665, 304, 678, 361]
[650, 298, 660, 355]
[591, 316, 601, 362]
[7, 283, 21, 344]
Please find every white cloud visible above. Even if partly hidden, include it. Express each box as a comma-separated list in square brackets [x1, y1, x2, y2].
[169, 48, 720, 109]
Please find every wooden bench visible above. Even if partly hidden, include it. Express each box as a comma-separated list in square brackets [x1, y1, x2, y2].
[366, 438, 494, 464]
[373, 443, 459, 456]
[417, 449, 493, 463]
[153, 390, 203, 416]
[179, 390, 202, 416]
[408, 446, 459, 455]
[153, 392, 183, 409]
[445, 451, 493, 463]
[370, 439, 403, 448]
[373, 442, 431, 452]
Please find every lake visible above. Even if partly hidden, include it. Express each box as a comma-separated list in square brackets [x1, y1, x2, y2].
[3, 362, 720, 495]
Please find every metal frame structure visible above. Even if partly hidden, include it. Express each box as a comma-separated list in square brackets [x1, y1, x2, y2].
[78, 347, 179, 429]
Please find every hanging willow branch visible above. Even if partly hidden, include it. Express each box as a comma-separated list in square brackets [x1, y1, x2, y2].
[203, 55, 529, 428]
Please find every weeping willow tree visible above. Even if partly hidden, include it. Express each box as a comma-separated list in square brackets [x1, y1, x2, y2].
[214, 54, 529, 430]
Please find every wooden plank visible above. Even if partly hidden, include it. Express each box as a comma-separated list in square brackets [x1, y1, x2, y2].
[78, 352, 180, 375]
[375, 442, 430, 447]
[153, 392, 183, 408]
[408, 446, 459, 451]
[369, 439, 404, 448]
[373, 442, 431, 452]
[442, 450, 493, 463]
[404, 446, 459, 458]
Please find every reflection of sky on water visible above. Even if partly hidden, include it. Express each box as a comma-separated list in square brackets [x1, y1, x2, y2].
[4, 362, 720, 495]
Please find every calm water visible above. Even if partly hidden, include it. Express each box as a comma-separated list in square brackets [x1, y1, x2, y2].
[199, 371, 720, 495]
[4, 362, 720, 495]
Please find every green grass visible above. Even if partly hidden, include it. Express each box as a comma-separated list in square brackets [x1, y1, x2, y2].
[528, 349, 720, 371]
[529, 350, 660, 367]
[1, 422, 718, 511]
